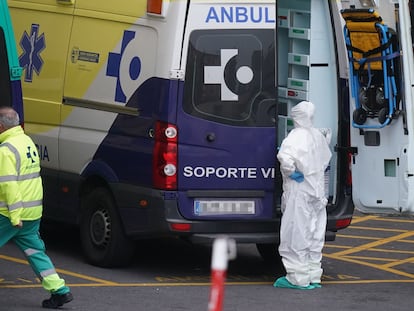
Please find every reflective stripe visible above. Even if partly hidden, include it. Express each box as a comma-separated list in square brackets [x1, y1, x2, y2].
[0, 172, 40, 182]
[0, 175, 17, 182]
[8, 201, 23, 211]
[0, 142, 20, 173]
[0, 199, 42, 210]
[19, 172, 40, 180]
[22, 200, 43, 208]
[24, 248, 40, 256]
[40, 268, 57, 278]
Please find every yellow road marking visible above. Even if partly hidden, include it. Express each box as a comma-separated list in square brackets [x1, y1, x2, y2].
[324, 244, 352, 249]
[0, 254, 30, 265]
[396, 239, 414, 244]
[344, 255, 396, 262]
[349, 215, 379, 224]
[1, 279, 414, 289]
[335, 234, 381, 240]
[326, 246, 414, 255]
[373, 217, 414, 224]
[332, 235, 414, 246]
[349, 226, 408, 233]
[17, 278, 35, 283]
[2, 214, 414, 288]
[331, 231, 414, 257]
[380, 256, 414, 269]
[0, 254, 118, 285]
[321, 279, 414, 284]
[365, 248, 414, 255]
[324, 253, 414, 279]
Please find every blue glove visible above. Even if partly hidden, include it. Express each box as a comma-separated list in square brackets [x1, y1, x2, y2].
[289, 171, 304, 183]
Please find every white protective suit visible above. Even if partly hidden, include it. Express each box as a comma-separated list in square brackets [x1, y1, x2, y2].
[277, 101, 332, 287]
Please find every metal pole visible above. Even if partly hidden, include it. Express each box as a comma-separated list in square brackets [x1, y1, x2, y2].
[207, 237, 236, 311]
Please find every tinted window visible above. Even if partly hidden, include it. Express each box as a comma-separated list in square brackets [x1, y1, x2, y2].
[183, 29, 276, 127]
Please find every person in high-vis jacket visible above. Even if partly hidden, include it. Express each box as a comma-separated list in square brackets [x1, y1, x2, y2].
[274, 101, 332, 290]
[0, 107, 73, 308]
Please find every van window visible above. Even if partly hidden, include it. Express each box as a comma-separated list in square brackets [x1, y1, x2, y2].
[0, 28, 12, 107]
[183, 29, 276, 127]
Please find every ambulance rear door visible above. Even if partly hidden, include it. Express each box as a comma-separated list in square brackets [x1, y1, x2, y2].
[176, 1, 278, 223]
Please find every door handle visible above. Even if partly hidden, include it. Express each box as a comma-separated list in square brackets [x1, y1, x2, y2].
[57, 0, 75, 5]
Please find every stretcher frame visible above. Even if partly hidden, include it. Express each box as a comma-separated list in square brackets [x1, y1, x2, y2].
[341, 8, 400, 129]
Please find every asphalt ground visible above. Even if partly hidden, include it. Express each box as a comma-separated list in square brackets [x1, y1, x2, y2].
[0, 211, 414, 311]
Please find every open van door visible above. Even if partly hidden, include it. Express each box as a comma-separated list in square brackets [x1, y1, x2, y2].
[276, 0, 354, 236]
[339, 0, 414, 215]
[0, 0, 22, 118]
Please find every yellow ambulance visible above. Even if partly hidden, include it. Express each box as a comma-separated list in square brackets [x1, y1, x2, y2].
[8, 0, 355, 267]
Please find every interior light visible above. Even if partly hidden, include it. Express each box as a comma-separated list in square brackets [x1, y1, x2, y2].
[359, 0, 377, 7]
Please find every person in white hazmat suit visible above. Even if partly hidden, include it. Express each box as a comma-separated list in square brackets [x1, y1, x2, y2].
[274, 101, 332, 290]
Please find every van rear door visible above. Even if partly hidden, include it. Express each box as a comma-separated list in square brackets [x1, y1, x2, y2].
[342, 1, 414, 215]
[176, 2, 278, 224]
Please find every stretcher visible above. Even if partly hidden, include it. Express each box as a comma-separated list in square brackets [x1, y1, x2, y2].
[341, 8, 400, 129]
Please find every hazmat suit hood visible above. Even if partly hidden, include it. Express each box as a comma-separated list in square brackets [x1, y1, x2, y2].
[291, 101, 314, 129]
[277, 100, 332, 181]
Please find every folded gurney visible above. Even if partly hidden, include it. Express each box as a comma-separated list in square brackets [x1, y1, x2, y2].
[341, 8, 400, 129]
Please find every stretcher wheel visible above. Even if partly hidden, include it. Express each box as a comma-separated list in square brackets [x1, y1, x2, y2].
[378, 107, 391, 125]
[353, 108, 367, 125]
[375, 87, 386, 107]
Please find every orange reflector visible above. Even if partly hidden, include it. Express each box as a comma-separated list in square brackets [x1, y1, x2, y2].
[170, 223, 191, 232]
[139, 200, 148, 207]
[336, 218, 352, 230]
[147, 0, 162, 14]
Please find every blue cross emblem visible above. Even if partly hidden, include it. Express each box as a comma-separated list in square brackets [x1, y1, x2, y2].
[26, 146, 37, 164]
[19, 24, 45, 82]
[106, 30, 141, 103]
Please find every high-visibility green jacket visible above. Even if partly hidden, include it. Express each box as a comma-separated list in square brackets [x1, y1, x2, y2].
[0, 126, 43, 225]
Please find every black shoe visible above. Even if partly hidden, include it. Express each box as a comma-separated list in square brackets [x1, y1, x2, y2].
[42, 292, 73, 309]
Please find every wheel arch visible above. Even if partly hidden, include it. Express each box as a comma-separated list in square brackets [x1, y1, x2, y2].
[78, 160, 120, 224]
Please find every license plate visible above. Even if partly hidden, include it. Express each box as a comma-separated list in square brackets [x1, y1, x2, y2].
[194, 200, 255, 216]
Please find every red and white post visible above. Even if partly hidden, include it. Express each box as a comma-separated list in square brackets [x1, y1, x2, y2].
[207, 237, 237, 311]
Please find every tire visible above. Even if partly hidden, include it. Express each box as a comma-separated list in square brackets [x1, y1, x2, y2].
[256, 243, 284, 270]
[80, 187, 135, 267]
[353, 108, 367, 125]
[378, 108, 391, 125]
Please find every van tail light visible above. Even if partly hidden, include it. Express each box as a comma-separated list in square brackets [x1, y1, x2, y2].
[170, 223, 191, 232]
[336, 217, 352, 230]
[147, 0, 162, 14]
[152, 121, 178, 190]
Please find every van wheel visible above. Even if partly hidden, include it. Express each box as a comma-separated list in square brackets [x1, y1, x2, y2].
[256, 243, 284, 268]
[80, 187, 135, 267]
